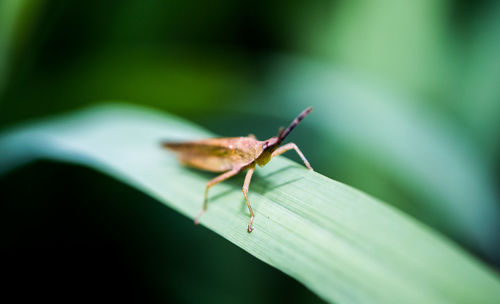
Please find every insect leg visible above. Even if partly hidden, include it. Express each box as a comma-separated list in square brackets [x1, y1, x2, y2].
[271, 143, 313, 171]
[194, 168, 241, 225]
[242, 166, 256, 233]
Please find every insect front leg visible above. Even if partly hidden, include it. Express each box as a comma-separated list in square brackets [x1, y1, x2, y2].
[242, 165, 256, 233]
[271, 143, 313, 171]
[194, 168, 241, 225]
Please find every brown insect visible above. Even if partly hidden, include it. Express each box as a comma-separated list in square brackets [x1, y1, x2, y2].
[162, 107, 313, 232]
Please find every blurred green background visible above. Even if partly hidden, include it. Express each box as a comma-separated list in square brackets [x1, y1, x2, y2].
[1, 0, 500, 302]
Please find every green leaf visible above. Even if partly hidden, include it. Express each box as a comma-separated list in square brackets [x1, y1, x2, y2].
[1, 103, 499, 303]
[244, 57, 500, 261]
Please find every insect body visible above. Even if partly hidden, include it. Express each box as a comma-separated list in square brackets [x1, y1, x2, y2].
[162, 107, 314, 232]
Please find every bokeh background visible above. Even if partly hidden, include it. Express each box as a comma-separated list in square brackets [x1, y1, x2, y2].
[1, 0, 500, 302]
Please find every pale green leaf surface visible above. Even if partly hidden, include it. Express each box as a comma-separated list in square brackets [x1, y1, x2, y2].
[244, 57, 500, 260]
[1, 103, 499, 304]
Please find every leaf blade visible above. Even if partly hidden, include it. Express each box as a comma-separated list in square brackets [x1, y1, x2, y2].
[1, 103, 499, 304]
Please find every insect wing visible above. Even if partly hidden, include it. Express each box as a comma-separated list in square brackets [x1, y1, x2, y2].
[163, 137, 260, 172]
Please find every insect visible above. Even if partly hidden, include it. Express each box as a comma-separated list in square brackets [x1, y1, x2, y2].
[162, 107, 313, 232]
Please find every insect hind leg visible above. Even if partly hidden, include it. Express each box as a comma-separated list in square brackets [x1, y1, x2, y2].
[194, 168, 241, 225]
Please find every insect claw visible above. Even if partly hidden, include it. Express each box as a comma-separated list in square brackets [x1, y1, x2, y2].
[248, 225, 254, 233]
[194, 209, 205, 225]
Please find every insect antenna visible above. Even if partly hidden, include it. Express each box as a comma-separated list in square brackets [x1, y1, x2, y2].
[278, 107, 312, 143]
[277, 126, 285, 137]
